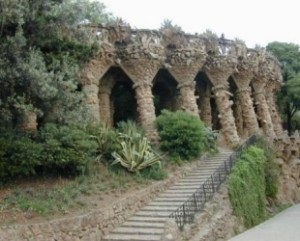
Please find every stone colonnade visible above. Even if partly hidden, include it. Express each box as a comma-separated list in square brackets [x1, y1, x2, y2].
[80, 25, 284, 146]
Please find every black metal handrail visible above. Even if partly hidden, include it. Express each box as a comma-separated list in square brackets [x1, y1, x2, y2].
[169, 135, 257, 230]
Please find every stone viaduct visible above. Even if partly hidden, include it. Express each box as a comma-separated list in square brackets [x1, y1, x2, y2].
[80, 24, 283, 146]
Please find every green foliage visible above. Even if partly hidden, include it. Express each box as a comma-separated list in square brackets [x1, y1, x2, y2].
[88, 124, 119, 163]
[112, 121, 162, 173]
[228, 146, 267, 228]
[140, 163, 168, 180]
[38, 123, 97, 176]
[267, 42, 300, 133]
[155, 110, 216, 161]
[0, 0, 114, 128]
[0, 124, 98, 183]
[0, 131, 43, 182]
[255, 137, 280, 198]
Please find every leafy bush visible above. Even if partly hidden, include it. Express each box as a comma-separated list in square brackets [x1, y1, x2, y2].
[155, 110, 216, 161]
[140, 163, 168, 180]
[38, 124, 97, 176]
[0, 131, 43, 182]
[87, 124, 119, 163]
[228, 146, 267, 228]
[112, 121, 162, 173]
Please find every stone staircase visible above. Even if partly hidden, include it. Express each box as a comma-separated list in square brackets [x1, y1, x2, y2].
[102, 150, 233, 241]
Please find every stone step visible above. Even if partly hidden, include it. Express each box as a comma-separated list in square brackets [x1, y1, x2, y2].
[135, 211, 172, 217]
[103, 233, 161, 241]
[174, 181, 204, 185]
[147, 201, 185, 207]
[112, 227, 164, 235]
[128, 216, 167, 222]
[141, 206, 178, 212]
[102, 150, 236, 241]
[164, 189, 196, 193]
[122, 221, 165, 228]
[169, 185, 201, 189]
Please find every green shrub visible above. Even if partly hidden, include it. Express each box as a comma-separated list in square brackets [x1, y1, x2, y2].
[87, 124, 119, 163]
[155, 110, 215, 161]
[38, 123, 97, 176]
[228, 146, 267, 228]
[0, 131, 43, 183]
[112, 121, 163, 173]
[140, 163, 168, 180]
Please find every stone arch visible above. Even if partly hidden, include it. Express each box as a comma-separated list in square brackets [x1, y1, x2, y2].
[99, 66, 137, 127]
[195, 71, 219, 129]
[152, 69, 179, 115]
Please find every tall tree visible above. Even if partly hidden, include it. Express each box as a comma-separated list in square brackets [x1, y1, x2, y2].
[267, 42, 300, 133]
[0, 0, 114, 129]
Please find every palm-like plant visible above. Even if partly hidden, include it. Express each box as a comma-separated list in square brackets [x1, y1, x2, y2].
[112, 122, 162, 173]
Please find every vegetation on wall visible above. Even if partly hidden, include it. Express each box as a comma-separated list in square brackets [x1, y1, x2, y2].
[228, 143, 279, 228]
[155, 110, 217, 161]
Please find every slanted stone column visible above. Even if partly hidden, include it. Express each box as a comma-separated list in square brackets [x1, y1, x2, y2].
[198, 85, 212, 127]
[211, 84, 240, 146]
[265, 80, 283, 136]
[167, 48, 207, 116]
[98, 87, 113, 127]
[134, 83, 157, 139]
[233, 69, 259, 137]
[120, 58, 161, 141]
[98, 75, 116, 127]
[235, 88, 259, 135]
[82, 84, 101, 122]
[80, 47, 114, 123]
[252, 79, 276, 139]
[204, 56, 240, 146]
[233, 94, 244, 137]
[177, 82, 199, 115]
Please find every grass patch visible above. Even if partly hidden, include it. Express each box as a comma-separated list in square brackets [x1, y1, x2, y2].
[0, 167, 149, 220]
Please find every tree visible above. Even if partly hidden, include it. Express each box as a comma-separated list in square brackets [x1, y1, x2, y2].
[267, 42, 300, 133]
[0, 0, 114, 129]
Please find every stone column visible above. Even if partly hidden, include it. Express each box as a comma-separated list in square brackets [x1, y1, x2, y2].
[199, 86, 212, 127]
[233, 95, 244, 137]
[134, 83, 157, 140]
[265, 80, 283, 136]
[120, 59, 160, 141]
[167, 49, 207, 116]
[236, 88, 259, 136]
[177, 83, 199, 115]
[98, 88, 113, 127]
[212, 84, 240, 146]
[252, 83, 276, 139]
[82, 84, 101, 122]
[204, 55, 240, 146]
[80, 53, 114, 124]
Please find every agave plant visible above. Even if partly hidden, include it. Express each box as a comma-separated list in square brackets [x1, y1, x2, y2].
[112, 122, 162, 173]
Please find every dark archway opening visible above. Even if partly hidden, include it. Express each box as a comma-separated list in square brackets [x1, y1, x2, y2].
[100, 67, 137, 126]
[152, 69, 179, 116]
[195, 71, 220, 130]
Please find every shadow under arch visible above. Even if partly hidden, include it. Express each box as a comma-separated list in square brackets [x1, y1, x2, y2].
[195, 71, 220, 130]
[99, 66, 137, 127]
[152, 69, 179, 116]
